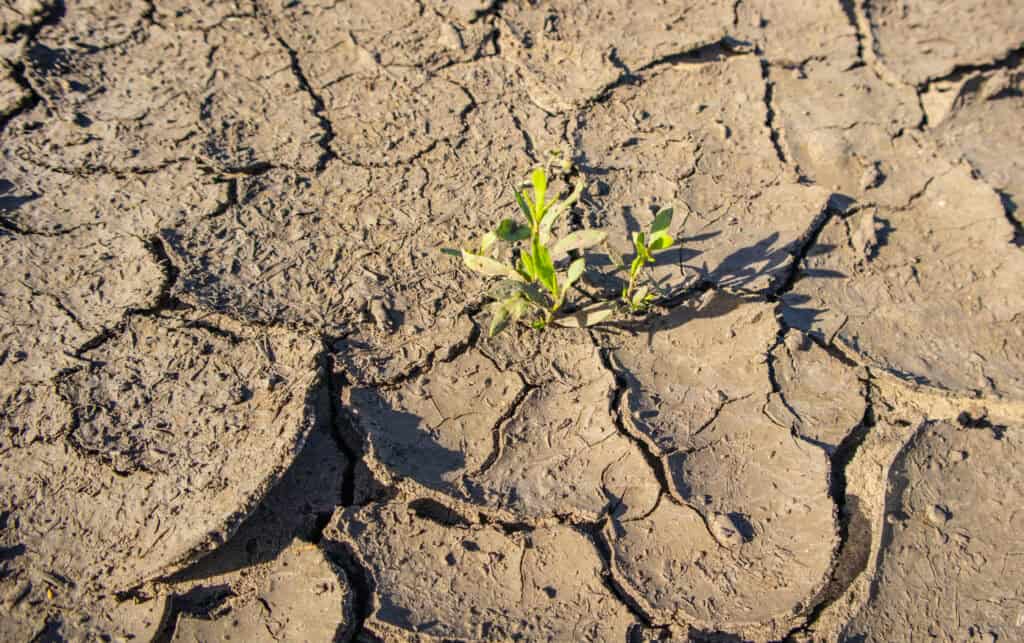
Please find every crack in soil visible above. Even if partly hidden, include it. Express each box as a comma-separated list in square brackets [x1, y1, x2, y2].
[759, 58, 790, 167]
[263, 29, 338, 175]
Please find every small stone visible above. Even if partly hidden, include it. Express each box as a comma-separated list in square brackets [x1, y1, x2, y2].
[927, 504, 951, 525]
[709, 512, 745, 548]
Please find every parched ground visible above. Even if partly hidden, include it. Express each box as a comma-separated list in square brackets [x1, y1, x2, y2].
[1, 1, 1022, 641]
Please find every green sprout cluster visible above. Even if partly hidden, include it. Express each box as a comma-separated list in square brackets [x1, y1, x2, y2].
[444, 165, 682, 336]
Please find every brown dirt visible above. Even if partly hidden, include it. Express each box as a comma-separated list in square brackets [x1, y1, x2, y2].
[1, 1, 1022, 641]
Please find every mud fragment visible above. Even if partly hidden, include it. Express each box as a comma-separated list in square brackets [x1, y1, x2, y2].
[325, 499, 638, 640]
[601, 291, 839, 640]
[0, 226, 165, 383]
[865, 0, 1024, 85]
[843, 420, 1024, 641]
[766, 329, 868, 451]
[499, 0, 734, 111]
[347, 329, 660, 521]
[771, 63, 930, 206]
[0, 309, 322, 616]
[734, 0, 859, 70]
[9, 14, 322, 173]
[783, 166, 1024, 399]
[163, 165, 476, 383]
[929, 66, 1024, 224]
[0, 152, 228, 233]
[170, 543, 350, 643]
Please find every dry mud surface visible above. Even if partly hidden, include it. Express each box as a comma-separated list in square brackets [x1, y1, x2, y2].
[1, 1, 1022, 641]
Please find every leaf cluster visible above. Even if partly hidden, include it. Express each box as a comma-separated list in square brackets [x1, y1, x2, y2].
[444, 165, 681, 335]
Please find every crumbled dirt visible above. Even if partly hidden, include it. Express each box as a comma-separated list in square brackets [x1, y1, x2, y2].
[2, 1, 1022, 641]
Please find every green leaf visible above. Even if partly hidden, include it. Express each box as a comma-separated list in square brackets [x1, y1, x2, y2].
[564, 257, 586, 291]
[632, 285, 650, 308]
[519, 248, 536, 280]
[519, 282, 551, 308]
[632, 231, 653, 263]
[554, 301, 618, 328]
[550, 229, 608, 261]
[440, 247, 461, 257]
[487, 280, 525, 301]
[630, 255, 645, 279]
[650, 207, 673, 238]
[532, 239, 557, 296]
[489, 300, 513, 337]
[632, 231, 646, 255]
[531, 167, 548, 215]
[462, 251, 523, 280]
[496, 219, 531, 242]
[479, 231, 498, 254]
[488, 280, 550, 309]
[515, 190, 532, 223]
[508, 297, 530, 319]
[647, 231, 674, 251]
[538, 179, 584, 244]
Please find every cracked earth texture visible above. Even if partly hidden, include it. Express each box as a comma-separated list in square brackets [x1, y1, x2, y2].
[0, 0, 1022, 641]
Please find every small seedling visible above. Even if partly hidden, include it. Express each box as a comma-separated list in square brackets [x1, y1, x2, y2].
[443, 167, 608, 335]
[443, 163, 681, 335]
[619, 207, 687, 312]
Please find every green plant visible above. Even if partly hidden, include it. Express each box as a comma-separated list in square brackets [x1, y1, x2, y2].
[443, 167, 611, 335]
[443, 164, 681, 336]
[618, 207, 686, 312]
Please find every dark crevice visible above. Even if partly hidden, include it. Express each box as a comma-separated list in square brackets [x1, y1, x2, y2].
[309, 511, 334, 544]
[592, 341, 674, 502]
[583, 39, 750, 111]
[0, 59, 39, 135]
[139, 236, 181, 315]
[637, 37, 752, 73]
[759, 58, 789, 166]
[325, 362, 361, 507]
[322, 542, 378, 643]
[0, 1, 65, 134]
[408, 498, 473, 528]
[509, 111, 538, 163]
[468, 0, 506, 23]
[838, 0, 865, 66]
[15, 152, 196, 178]
[918, 45, 1023, 91]
[579, 519, 661, 629]
[995, 189, 1024, 247]
[768, 202, 837, 301]
[0, 214, 100, 237]
[784, 372, 875, 640]
[475, 380, 536, 475]
[762, 327, 803, 428]
[271, 33, 338, 174]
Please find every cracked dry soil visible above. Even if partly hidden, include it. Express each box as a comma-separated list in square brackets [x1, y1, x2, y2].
[0, 1, 1022, 641]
